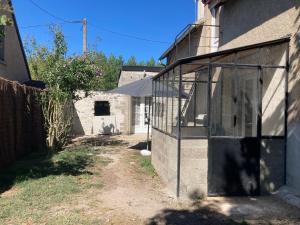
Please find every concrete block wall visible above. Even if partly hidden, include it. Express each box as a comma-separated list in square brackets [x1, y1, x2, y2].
[151, 129, 178, 194]
[72, 91, 130, 135]
[180, 139, 208, 198]
[151, 129, 209, 198]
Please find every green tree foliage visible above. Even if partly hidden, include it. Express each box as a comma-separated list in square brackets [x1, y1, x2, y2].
[26, 27, 103, 99]
[0, 3, 13, 37]
[126, 55, 161, 67]
[147, 57, 156, 66]
[87, 52, 123, 90]
[26, 27, 104, 151]
[127, 56, 138, 66]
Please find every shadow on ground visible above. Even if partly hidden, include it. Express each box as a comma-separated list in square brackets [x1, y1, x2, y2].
[130, 141, 151, 151]
[71, 135, 128, 147]
[0, 149, 93, 195]
[146, 204, 245, 225]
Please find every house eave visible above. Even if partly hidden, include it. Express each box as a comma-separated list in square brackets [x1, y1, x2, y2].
[154, 36, 291, 80]
[159, 19, 206, 61]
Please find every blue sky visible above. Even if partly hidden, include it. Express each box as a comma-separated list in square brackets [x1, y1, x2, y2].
[13, 0, 196, 62]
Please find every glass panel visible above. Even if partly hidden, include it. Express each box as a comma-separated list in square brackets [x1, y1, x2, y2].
[154, 81, 157, 128]
[262, 68, 286, 136]
[211, 66, 259, 137]
[260, 43, 288, 66]
[195, 82, 208, 127]
[162, 74, 167, 132]
[167, 73, 173, 134]
[236, 68, 258, 137]
[211, 67, 235, 136]
[158, 77, 163, 130]
[172, 67, 180, 136]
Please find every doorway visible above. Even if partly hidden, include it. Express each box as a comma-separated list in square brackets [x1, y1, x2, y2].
[209, 66, 261, 196]
[132, 97, 152, 134]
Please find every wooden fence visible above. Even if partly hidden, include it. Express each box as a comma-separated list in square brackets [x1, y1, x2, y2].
[0, 77, 45, 168]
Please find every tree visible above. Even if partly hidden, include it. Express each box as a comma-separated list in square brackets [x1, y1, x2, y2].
[0, 2, 13, 37]
[127, 56, 137, 66]
[26, 27, 102, 99]
[26, 27, 104, 150]
[147, 57, 156, 66]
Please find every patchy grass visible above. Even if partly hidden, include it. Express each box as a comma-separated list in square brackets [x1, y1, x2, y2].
[131, 153, 156, 177]
[0, 145, 111, 225]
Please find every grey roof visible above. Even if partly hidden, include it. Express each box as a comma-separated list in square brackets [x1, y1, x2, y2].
[110, 77, 153, 97]
[110, 76, 188, 98]
[121, 66, 163, 73]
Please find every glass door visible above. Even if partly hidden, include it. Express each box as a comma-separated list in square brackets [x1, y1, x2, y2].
[133, 97, 152, 134]
[209, 66, 261, 196]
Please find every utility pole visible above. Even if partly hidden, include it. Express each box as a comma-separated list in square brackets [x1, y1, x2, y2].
[83, 18, 87, 55]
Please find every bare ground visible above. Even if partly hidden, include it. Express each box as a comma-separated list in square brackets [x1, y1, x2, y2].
[61, 135, 300, 225]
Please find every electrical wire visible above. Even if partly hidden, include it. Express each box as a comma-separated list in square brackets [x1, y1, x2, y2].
[89, 22, 170, 45]
[28, 0, 80, 24]
[26, 0, 171, 45]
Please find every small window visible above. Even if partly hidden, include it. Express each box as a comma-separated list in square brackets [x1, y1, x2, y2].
[0, 26, 4, 61]
[94, 101, 110, 116]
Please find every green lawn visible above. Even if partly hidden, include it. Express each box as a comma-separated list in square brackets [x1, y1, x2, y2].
[0, 146, 111, 225]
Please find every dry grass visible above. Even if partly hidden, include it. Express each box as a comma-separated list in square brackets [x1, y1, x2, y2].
[0, 145, 111, 225]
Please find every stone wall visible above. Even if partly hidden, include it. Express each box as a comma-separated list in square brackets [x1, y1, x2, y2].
[72, 91, 131, 135]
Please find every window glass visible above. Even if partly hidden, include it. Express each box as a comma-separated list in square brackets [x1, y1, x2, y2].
[94, 101, 110, 116]
[211, 66, 258, 137]
[262, 68, 286, 136]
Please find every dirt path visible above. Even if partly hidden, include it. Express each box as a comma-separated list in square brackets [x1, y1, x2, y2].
[79, 135, 300, 225]
[94, 135, 181, 224]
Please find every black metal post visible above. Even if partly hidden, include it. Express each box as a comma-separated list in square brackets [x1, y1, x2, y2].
[208, 63, 212, 138]
[284, 43, 290, 185]
[177, 65, 183, 198]
[166, 73, 169, 133]
[147, 98, 151, 150]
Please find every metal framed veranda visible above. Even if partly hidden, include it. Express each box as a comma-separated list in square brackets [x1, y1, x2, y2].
[152, 37, 290, 197]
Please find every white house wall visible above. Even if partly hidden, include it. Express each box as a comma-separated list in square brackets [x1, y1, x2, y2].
[72, 91, 131, 135]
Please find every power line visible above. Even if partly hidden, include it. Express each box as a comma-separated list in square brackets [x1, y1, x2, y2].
[20, 22, 68, 29]
[28, 0, 80, 24]
[26, 0, 171, 45]
[89, 23, 170, 45]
